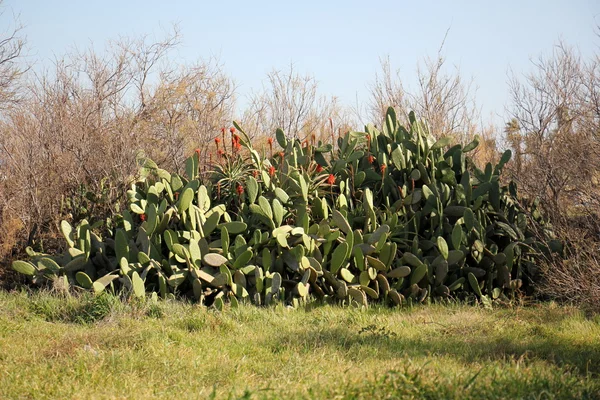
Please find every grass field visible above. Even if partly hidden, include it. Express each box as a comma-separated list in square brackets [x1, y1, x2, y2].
[0, 291, 599, 399]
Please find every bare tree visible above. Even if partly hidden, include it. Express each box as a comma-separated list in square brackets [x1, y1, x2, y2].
[243, 64, 343, 140]
[411, 53, 479, 142]
[369, 40, 479, 142]
[506, 42, 600, 222]
[367, 56, 408, 125]
[0, 0, 26, 110]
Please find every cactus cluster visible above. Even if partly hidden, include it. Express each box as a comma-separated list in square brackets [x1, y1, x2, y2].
[13, 108, 557, 307]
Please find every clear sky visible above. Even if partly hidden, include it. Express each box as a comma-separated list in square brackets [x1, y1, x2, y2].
[2, 0, 600, 127]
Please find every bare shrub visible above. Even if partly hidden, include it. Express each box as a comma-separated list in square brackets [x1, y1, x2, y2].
[368, 46, 480, 143]
[505, 41, 600, 310]
[505, 42, 600, 227]
[243, 64, 351, 141]
[139, 58, 236, 172]
[0, 28, 236, 261]
[538, 231, 600, 314]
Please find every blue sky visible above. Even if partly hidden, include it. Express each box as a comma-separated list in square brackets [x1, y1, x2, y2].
[3, 0, 600, 127]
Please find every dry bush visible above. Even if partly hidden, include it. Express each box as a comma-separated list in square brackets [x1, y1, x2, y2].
[242, 64, 353, 142]
[538, 230, 600, 314]
[0, 28, 236, 266]
[505, 41, 600, 310]
[367, 49, 498, 170]
[470, 122, 500, 167]
[505, 42, 600, 228]
[368, 48, 480, 144]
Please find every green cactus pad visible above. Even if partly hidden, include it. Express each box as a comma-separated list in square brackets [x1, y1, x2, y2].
[348, 287, 367, 307]
[366, 256, 387, 272]
[402, 252, 423, 268]
[467, 272, 483, 297]
[37, 258, 61, 274]
[339, 268, 355, 283]
[131, 271, 145, 298]
[64, 256, 88, 272]
[410, 264, 428, 286]
[332, 210, 351, 234]
[436, 236, 449, 260]
[203, 253, 228, 267]
[12, 260, 37, 276]
[233, 249, 253, 270]
[75, 271, 93, 289]
[220, 221, 247, 235]
[330, 243, 349, 275]
[387, 266, 411, 279]
[388, 290, 404, 306]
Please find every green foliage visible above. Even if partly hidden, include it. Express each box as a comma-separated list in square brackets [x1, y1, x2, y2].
[12, 109, 558, 307]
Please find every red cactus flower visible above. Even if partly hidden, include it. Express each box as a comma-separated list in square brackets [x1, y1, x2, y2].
[380, 164, 387, 173]
[215, 137, 221, 145]
[267, 137, 274, 145]
[269, 165, 276, 177]
[236, 184, 244, 196]
[140, 214, 146, 222]
[279, 152, 285, 159]
[368, 154, 374, 164]
[316, 164, 323, 173]
[252, 170, 259, 178]
[327, 174, 335, 185]
[194, 148, 201, 157]
[221, 127, 225, 134]
[217, 149, 225, 157]
[234, 140, 242, 151]
[230, 127, 236, 134]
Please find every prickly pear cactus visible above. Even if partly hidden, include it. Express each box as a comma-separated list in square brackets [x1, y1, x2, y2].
[13, 110, 557, 308]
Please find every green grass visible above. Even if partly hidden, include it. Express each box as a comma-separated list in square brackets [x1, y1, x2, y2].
[1, 291, 599, 399]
